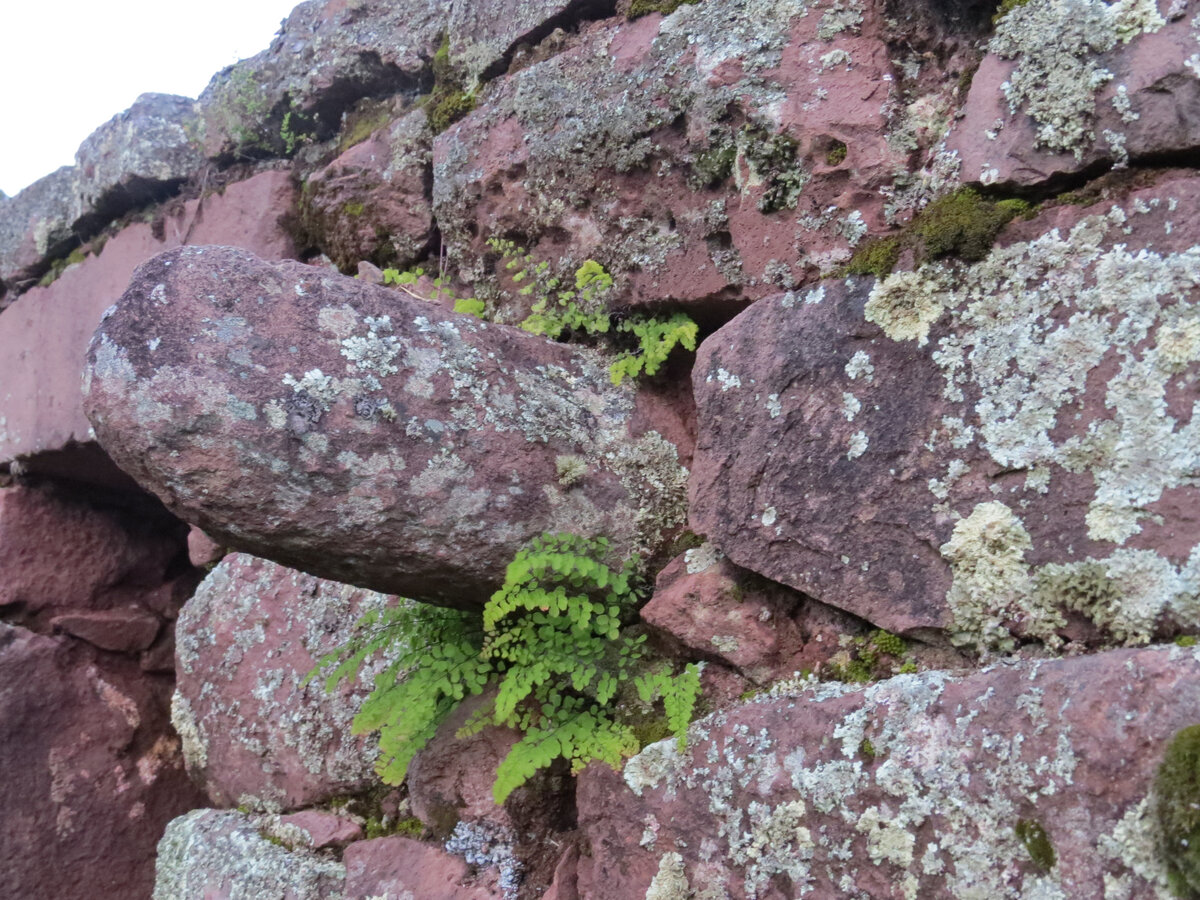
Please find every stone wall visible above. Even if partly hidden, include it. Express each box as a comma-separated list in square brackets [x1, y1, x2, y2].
[4, 0, 1200, 897]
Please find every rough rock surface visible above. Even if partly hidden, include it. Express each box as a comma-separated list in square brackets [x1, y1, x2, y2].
[300, 108, 434, 270]
[0, 167, 81, 293]
[153, 808, 346, 900]
[0, 170, 297, 477]
[947, 0, 1200, 188]
[343, 834, 504, 899]
[0, 622, 205, 900]
[74, 93, 204, 231]
[83, 245, 687, 606]
[641, 544, 807, 683]
[433, 0, 916, 313]
[173, 553, 389, 811]
[692, 172, 1200, 649]
[0, 482, 186, 629]
[575, 643, 1200, 899]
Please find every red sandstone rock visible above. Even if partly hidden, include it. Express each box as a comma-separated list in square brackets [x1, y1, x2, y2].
[83, 245, 687, 607]
[300, 109, 434, 270]
[186, 525, 225, 568]
[433, 0, 912, 313]
[277, 810, 364, 850]
[641, 547, 806, 683]
[343, 835, 502, 899]
[0, 622, 205, 899]
[0, 482, 186, 630]
[947, 1, 1200, 188]
[691, 172, 1200, 650]
[50, 607, 161, 652]
[172, 553, 387, 811]
[575, 643, 1200, 899]
[0, 170, 297, 479]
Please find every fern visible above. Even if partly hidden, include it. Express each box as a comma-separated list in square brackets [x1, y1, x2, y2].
[379, 265, 483, 317]
[311, 533, 703, 803]
[485, 238, 697, 382]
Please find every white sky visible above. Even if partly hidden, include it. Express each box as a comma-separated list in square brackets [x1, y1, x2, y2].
[0, 0, 300, 196]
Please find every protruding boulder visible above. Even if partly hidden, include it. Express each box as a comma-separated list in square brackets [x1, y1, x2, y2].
[343, 833, 504, 899]
[575, 643, 1200, 899]
[172, 553, 389, 811]
[83, 245, 686, 606]
[691, 172, 1200, 650]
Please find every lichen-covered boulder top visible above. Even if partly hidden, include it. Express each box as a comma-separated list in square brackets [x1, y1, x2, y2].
[577, 644, 1200, 900]
[82, 245, 685, 607]
[691, 172, 1200, 650]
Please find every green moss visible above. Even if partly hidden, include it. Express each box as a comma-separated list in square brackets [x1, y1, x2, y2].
[825, 140, 847, 166]
[37, 247, 88, 288]
[628, 0, 700, 19]
[844, 235, 901, 279]
[869, 629, 906, 658]
[629, 714, 673, 749]
[426, 33, 477, 135]
[363, 815, 424, 840]
[337, 101, 394, 154]
[342, 201, 366, 217]
[1014, 819, 1056, 871]
[1177, 636, 1198, 648]
[992, 0, 1033, 26]
[1157, 725, 1200, 897]
[859, 738, 878, 759]
[914, 189, 1031, 262]
[691, 143, 737, 187]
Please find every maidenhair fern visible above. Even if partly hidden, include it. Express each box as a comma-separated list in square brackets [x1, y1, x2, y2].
[311, 533, 702, 804]
[486, 237, 698, 384]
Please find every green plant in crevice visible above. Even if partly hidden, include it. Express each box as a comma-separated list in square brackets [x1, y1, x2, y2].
[1014, 818, 1056, 871]
[487, 237, 698, 384]
[310, 534, 702, 805]
[280, 109, 316, 156]
[822, 629, 914, 683]
[380, 265, 484, 317]
[628, 0, 702, 19]
[427, 33, 476, 135]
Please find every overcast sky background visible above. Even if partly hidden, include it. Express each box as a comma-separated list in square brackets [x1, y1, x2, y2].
[0, 0, 300, 196]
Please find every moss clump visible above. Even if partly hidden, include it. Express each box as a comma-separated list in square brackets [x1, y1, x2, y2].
[1157, 725, 1200, 897]
[1177, 635, 1198, 648]
[342, 201, 365, 217]
[628, 0, 700, 19]
[691, 143, 737, 187]
[337, 100, 394, 154]
[823, 630, 910, 683]
[843, 188, 1029, 279]
[869, 629, 907, 658]
[825, 140, 848, 166]
[844, 235, 901, 279]
[426, 34, 476, 135]
[859, 738, 878, 759]
[37, 247, 88, 288]
[992, 0, 1033, 26]
[1014, 819, 1056, 871]
[914, 189, 1031, 262]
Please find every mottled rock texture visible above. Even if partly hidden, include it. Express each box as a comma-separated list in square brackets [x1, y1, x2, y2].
[577, 643, 1199, 899]
[83, 245, 687, 606]
[0, 622, 205, 900]
[173, 553, 388, 811]
[343, 834, 504, 899]
[947, 0, 1200, 188]
[299, 108, 435, 271]
[692, 172, 1200, 650]
[153, 808, 346, 900]
[434, 0, 913, 314]
[0, 170, 297, 480]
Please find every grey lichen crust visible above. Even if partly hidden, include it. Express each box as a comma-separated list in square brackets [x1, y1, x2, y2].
[153, 809, 345, 900]
[866, 197, 1200, 650]
[989, 0, 1165, 158]
[622, 649, 1192, 899]
[173, 555, 392, 809]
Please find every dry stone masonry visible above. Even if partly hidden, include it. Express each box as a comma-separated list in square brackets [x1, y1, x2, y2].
[4, 0, 1200, 897]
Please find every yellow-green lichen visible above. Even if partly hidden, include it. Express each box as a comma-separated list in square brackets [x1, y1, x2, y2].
[864, 268, 949, 346]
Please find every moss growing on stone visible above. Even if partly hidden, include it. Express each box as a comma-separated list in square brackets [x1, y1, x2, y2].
[742, 126, 808, 213]
[914, 189, 1031, 262]
[691, 143, 737, 187]
[426, 34, 477, 135]
[36, 247, 88, 288]
[1156, 725, 1200, 897]
[628, 0, 701, 19]
[844, 235, 901, 279]
[825, 140, 848, 166]
[1014, 819, 1056, 871]
[1177, 636, 1198, 648]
